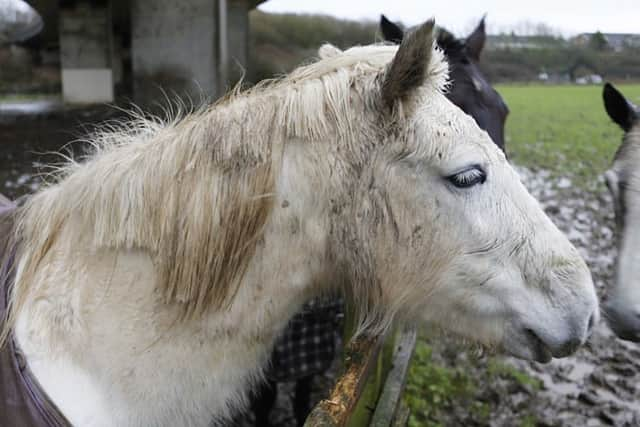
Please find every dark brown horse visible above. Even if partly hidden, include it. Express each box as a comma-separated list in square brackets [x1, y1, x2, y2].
[380, 15, 509, 152]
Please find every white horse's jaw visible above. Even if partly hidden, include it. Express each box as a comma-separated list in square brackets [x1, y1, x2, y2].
[603, 132, 640, 342]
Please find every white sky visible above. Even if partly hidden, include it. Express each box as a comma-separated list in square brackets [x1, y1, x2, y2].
[259, 0, 639, 37]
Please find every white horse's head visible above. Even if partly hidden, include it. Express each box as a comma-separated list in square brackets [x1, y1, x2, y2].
[602, 83, 640, 341]
[329, 21, 598, 362]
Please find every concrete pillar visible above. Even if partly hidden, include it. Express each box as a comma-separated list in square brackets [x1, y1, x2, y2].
[59, 1, 114, 104]
[227, 0, 249, 86]
[131, 0, 251, 106]
[131, 0, 218, 106]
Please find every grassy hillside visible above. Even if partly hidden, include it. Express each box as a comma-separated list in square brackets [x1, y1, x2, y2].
[248, 11, 380, 83]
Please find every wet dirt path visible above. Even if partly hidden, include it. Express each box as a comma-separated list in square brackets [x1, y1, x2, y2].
[501, 168, 640, 427]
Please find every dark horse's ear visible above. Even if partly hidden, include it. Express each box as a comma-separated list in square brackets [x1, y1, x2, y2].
[382, 19, 435, 108]
[465, 16, 486, 61]
[380, 14, 404, 43]
[603, 82, 638, 132]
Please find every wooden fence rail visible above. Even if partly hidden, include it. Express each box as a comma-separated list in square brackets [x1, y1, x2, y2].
[304, 328, 417, 427]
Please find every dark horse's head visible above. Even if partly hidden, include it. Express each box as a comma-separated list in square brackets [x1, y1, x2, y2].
[380, 15, 509, 152]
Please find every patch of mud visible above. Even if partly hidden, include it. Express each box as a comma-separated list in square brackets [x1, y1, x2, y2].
[505, 167, 640, 427]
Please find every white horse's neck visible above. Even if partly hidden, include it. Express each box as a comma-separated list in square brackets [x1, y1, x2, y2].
[13, 141, 339, 426]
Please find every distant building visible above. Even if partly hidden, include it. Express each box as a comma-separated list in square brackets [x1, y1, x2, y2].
[575, 74, 603, 85]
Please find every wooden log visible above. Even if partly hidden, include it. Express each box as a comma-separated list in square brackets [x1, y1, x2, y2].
[304, 334, 384, 427]
[391, 401, 410, 427]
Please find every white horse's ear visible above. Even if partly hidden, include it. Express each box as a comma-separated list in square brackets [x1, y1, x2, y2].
[381, 19, 435, 108]
[318, 44, 342, 59]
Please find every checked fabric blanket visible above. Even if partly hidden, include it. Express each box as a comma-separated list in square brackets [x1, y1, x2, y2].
[267, 297, 344, 382]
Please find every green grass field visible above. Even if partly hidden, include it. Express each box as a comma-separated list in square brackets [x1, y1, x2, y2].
[498, 83, 640, 184]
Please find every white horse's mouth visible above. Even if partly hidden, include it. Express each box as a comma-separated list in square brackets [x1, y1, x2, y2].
[502, 328, 552, 363]
[502, 317, 595, 364]
[521, 328, 554, 363]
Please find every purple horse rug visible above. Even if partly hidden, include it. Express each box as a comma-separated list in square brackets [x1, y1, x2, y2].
[0, 193, 70, 427]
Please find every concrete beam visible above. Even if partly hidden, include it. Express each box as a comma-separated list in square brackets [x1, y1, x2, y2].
[132, 0, 218, 106]
[131, 0, 253, 106]
[59, 1, 114, 104]
[226, 0, 249, 87]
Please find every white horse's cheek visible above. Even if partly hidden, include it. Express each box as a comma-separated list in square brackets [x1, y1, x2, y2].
[614, 217, 640, 304]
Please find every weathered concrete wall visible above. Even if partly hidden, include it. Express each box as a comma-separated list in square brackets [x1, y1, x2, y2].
[59, 1, 114, 103]
[54, 0, 253, 105]
[227, 0, 249, 86]
[131, 0, 218, 105]
[131, 0, 252, 105]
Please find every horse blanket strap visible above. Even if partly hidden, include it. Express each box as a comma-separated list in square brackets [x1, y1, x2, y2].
[0, 194, 71, 427]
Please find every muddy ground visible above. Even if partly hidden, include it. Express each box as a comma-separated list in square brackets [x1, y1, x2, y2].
[0, 110, 638, 426]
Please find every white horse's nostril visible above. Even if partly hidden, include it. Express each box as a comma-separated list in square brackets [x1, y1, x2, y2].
[524, 326, 584, 360]
[523, 328, 552, 362]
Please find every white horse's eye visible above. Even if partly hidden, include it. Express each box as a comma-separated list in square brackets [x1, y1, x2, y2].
[446, 166, 486, 188]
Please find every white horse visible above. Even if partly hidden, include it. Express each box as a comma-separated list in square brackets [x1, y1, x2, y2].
[602, 83, 640, 341]
[1, 21, 598, 426]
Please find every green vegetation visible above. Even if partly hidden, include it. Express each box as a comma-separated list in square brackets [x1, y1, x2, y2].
[486, 360, 542, 391]
[518, 414, 539, 427]
[404, 340, 479, 427]
[248, 12, 640, 84]
[498, 83, 640, 184]
[249, 11, 379, 83]
[482, 44, 640, 83]
[404, 339, 545, 426]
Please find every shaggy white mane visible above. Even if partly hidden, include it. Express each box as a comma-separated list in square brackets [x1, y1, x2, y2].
[2, 41, 448, 343]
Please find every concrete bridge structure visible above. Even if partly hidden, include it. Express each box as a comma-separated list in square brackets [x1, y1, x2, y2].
[27, 0, 265, 105]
